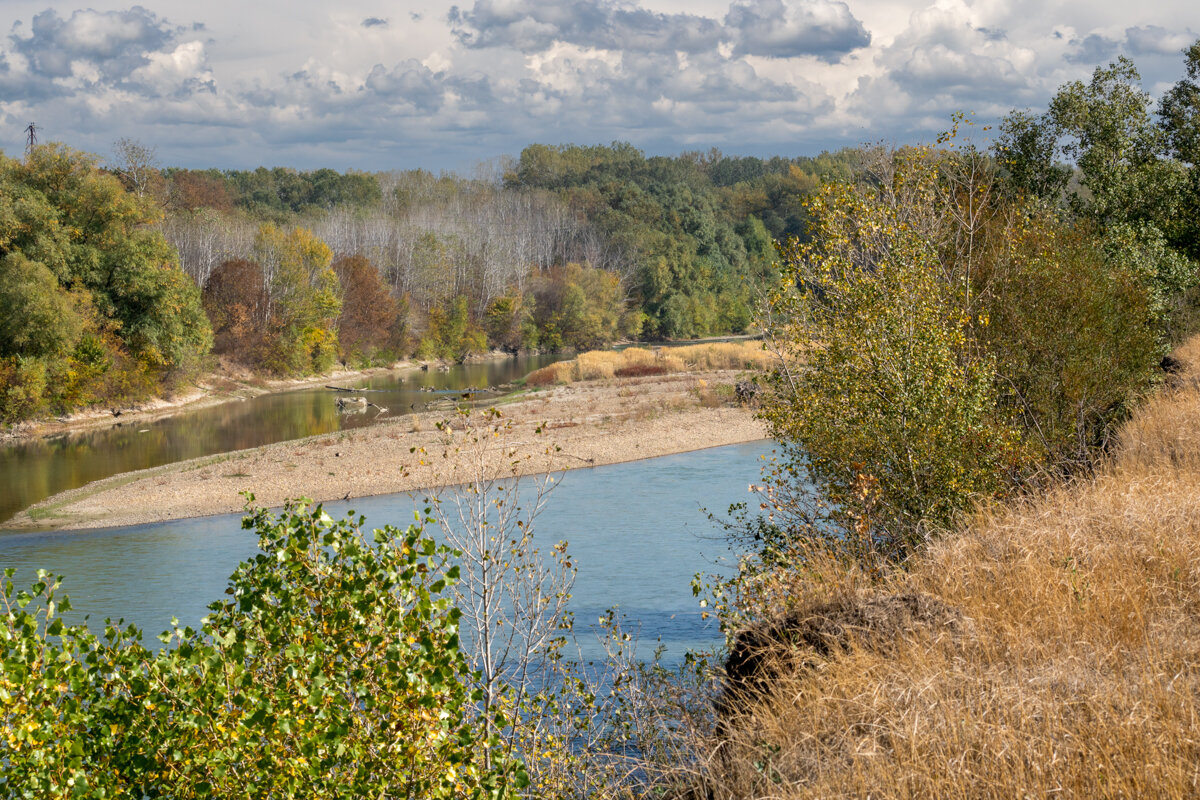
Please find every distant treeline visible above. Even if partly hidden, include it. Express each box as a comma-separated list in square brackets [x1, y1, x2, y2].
[0, 138, 862, 423]
[156, 145, 864, 352]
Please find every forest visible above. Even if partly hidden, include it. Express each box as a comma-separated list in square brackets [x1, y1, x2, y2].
[0, 132, 867, 424]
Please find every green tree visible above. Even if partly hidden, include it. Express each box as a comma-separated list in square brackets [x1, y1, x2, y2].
[1160, 39, 1200, 262]
[992, 109, 1072, 202]
[0, 144, 211, 422]
[0, 253, 85, 359]
[0, 501, 521, 798]
[254, 224, 341, 374]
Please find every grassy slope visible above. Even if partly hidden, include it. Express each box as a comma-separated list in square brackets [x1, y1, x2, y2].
[706, 337, 1200, 798]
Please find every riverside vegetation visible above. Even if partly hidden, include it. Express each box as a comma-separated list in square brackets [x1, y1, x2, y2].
[1, 132, 869, 426]
[5, 42, 1200, 798]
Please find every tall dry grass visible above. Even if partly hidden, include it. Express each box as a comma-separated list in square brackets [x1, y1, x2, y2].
[686, 338, 1200, 799]
[524, 341, 771, 386]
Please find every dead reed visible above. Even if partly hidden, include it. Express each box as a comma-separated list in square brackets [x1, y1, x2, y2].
[524, 341, 769, 387]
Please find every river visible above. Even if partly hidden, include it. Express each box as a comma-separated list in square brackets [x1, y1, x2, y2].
[0, 441, 774, 663]
[0, 354, 565, 526]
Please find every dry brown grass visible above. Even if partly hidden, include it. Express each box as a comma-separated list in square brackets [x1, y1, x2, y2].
[525, 342, 768, 387]
[689, 338, 1200, 799]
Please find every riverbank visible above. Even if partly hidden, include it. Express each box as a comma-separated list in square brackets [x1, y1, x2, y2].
[5, 371, 767, 532]
[0, 357, 428, 443]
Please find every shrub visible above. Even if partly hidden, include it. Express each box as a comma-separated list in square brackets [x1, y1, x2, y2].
[757, 141, 1161, 562]
[0, 500, 519, 797]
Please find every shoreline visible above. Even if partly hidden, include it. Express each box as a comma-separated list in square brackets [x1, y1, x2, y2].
[0, 348, 535, 444]
[0, 360, 423, 444]
[4, 371, 769, 533]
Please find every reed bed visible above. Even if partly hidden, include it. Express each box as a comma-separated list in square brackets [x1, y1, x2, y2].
[524, 341, 768, 387]
[691, 338, 1200, 799]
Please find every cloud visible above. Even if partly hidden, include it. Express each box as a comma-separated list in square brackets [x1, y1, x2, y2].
[724, 0, 870, 61]
[11, 7, 175, 80]
[2, 1, 1195, 173]
[364, 59, 449, 111]
[1124, 25, 1196, 57]
[1066, 33, 1118, 65]
[448, 0, 869, 62]
[1, 6, 214, 102]
[448, 0, 723, 54]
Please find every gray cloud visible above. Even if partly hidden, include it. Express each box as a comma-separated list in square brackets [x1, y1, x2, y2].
[11, 7, 175, 79]
[1124, 25, 1196, 56]
[448, 0, 724, 54]
[1, 6, 213, 103]
[724, 0, 870, 61]
[364, 60, 451, 111]
[448, 0, 870, 65]
[362, 17, 389, 28]
[1066, 33, 1118, 65]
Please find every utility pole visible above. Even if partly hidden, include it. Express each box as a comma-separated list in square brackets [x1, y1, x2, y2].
[24, 122, 37, 160]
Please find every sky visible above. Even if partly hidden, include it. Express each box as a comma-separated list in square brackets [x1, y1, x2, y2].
[0, 0, 1197, 172]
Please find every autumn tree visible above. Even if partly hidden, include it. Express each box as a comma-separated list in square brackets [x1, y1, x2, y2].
[758, 141, 1160, 563]
[0, 144, 211, 422]
[202, 259, 268, 363]
[253, 224, 341, 374]
[333, 254, 404, 365]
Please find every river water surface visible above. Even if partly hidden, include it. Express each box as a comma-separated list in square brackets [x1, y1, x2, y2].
[0, 441, 774, 662]
[0, 354, 564, 525]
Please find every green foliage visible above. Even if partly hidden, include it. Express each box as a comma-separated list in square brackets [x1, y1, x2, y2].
[759, 140, 1162, 561]
[993, 49, 1200, 318]
[527, 263, 630, 350]
[1160, 40, 1200, 263]
[0, 501, 519, 798]
[1049, 57, 1184, 231]
[254, 224, 342, 375]
[0, 253, 85, 360]
[993, 109, 1073, 201]
[979, 218, 1160, 466]
[0, 357, 49, 424]
[420, 296, 488, 361]
[222, 166, 382, 216]
[484, 293, 536, 353]
[0, 144, 211, 423]
[505, 143, 847, 339]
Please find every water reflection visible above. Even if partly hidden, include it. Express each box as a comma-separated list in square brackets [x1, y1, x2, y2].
[0, 354, 564, 524]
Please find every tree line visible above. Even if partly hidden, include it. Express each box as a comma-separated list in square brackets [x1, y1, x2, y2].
[2, 132, 851, 424]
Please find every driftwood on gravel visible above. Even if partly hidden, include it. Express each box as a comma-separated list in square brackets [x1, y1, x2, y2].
[326, 385, 385, 393]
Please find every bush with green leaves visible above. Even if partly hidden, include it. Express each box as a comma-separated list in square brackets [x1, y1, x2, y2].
[0, 144, 211, 423]
[758, 140, 1160, 563]
[1, 499, 521, 799]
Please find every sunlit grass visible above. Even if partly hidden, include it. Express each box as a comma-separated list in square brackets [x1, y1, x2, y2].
[691, 336, 1200, 798]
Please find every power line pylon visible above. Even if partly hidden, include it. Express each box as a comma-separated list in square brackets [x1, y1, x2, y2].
[24, 122, 37, 160]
